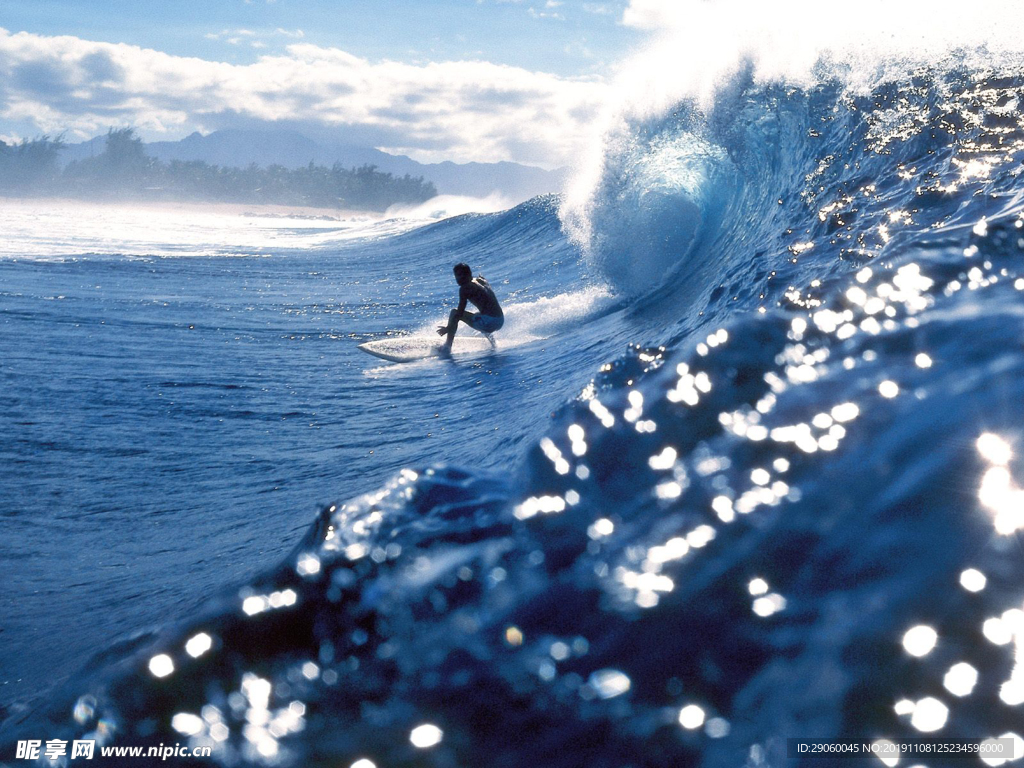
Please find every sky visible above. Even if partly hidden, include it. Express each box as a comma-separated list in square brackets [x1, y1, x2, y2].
[0, 0, 655, 167]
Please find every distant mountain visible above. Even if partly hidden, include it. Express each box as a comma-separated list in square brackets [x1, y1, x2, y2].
[60, 129, 567, 202]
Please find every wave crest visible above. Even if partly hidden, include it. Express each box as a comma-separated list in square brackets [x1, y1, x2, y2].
[562, 117, 740, 296]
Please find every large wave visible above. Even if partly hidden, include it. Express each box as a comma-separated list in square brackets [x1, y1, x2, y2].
[9, 6, 1024, 767]
[561, 0, 1024, 298]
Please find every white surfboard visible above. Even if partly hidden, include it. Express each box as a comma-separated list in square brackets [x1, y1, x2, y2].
[357, 335, 494, 363]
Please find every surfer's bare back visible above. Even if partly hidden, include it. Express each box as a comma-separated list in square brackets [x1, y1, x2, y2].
[437, 262, 504, 350]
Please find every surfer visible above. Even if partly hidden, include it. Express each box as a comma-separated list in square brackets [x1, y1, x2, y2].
[437, 262, 504, 351]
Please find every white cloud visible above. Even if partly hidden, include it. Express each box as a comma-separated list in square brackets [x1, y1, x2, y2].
[206, 29, 256, 45]
[620, 0, 678, 28]
[563, 41, 595, 60]
[207, 27, 302, 47]
[528, 7, 565, 20]
[0, 27, 605, 166]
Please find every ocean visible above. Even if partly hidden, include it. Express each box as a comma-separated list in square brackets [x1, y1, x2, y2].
[4, 48, 1024, 767]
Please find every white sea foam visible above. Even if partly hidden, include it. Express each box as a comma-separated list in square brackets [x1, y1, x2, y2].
[416, 285, 615, 350]
[384, 193, 517, 222]
[613, 0, 1024, 119]
[500, 286, 616, 343]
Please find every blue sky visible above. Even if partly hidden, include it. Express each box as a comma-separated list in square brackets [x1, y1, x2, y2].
[4, 0, 639, 76]
[0, 0, 651, 165]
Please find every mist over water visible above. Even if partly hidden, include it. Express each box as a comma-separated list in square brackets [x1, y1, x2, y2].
[6, 6, 1024, 767]
[0, 200, 413, 260]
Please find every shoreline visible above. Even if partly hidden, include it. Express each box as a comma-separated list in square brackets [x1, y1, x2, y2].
[0, 195, 381, 222]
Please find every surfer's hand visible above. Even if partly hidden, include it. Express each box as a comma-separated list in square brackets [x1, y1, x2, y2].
[436, 325, 447, 336]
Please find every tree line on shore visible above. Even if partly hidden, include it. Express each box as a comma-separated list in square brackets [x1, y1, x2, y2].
[0, 128, 438, 211]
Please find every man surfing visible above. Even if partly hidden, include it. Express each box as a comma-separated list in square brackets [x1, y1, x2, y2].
[437, 262, 504, 351]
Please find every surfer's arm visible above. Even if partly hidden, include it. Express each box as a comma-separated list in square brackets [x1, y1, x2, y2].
[437, 291, 469, 335]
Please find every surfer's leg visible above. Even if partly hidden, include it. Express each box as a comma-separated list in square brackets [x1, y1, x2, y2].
[445, 310, 481, 349]
[466, 313, 500, 347]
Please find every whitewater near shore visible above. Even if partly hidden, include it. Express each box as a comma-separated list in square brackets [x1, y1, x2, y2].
[0, 196, 374, 221]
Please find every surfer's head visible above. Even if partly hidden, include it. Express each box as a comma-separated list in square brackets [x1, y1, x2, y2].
[453, 262, 472, 285]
